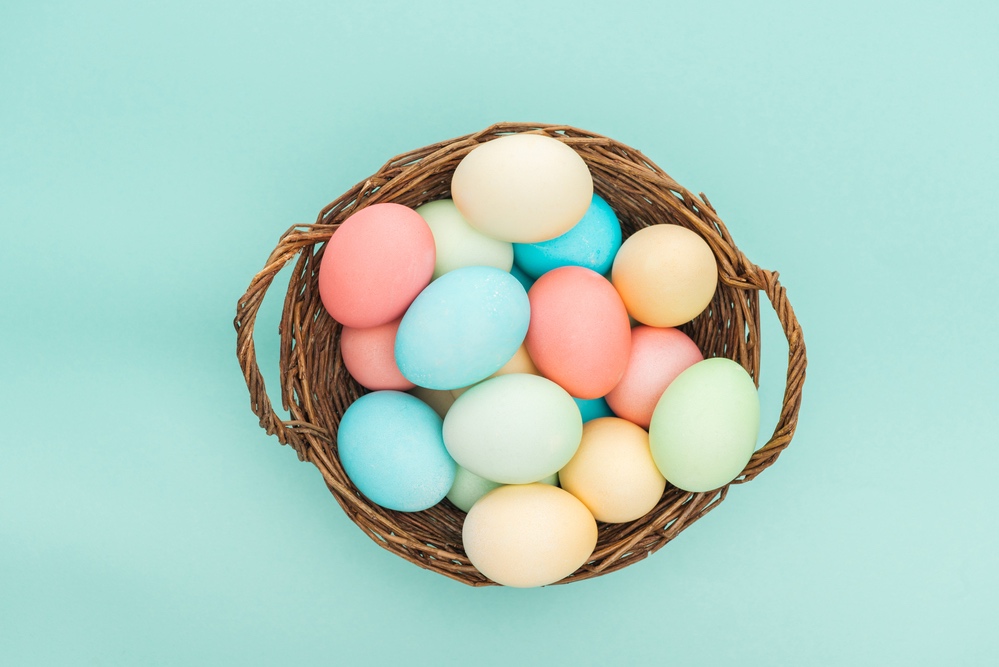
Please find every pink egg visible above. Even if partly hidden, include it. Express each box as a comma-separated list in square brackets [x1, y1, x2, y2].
[605, 326, 703, 428]
[318, 203, 435, 328]
[340, 317, 414, 391]
[525, 266, 631, 400]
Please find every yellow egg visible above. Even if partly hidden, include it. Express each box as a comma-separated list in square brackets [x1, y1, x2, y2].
[462, 483, 597, 587]
[611, 225, 718, 327]
[559, 417, 666, 523]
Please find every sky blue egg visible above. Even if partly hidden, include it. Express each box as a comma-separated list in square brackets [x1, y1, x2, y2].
[573, 396, 616, 423]
[396, 266, 530, 390]
[512, 194, 623, 279]
[337, 391, 456, 512]
[509, 262, 535, 292]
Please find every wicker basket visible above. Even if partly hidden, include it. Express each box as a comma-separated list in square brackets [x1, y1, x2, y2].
[234, 122, 807, 586]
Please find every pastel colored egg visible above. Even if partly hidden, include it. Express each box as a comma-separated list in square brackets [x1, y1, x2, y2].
[443, 374, 582, 484]
[559, 418, 666, 523]
[451, 134, 593, 243]
[446, 466, 558, 513]
[408, 386, 460, 418]
[525, 266, 631, 399]
[513, 193, 622, 278]
[318, 203, 435, 328]
[509, 263, 535, 292]
[415, 199, 514, 279]
[572, 396, 615, 423]
[611, 224, 718, 327]
[395, 266, 529, 390]
[337, 391, 456, 512]
[649, 358, 760, 493]
[339, 317, 414, 391]
[462, 483, 597, 587]
[605, 326, 703, 429]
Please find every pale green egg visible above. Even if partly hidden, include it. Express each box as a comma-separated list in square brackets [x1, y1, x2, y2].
[649, 358, 760, 492]
[415, 199, 513, 279]
[446, 466, 558, 512]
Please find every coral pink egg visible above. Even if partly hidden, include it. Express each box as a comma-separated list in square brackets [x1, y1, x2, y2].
[339, 317, 414, 391]
[605, 326, 703, 429]
[525, 266, 631, 400]
[318, 203, 435, 328]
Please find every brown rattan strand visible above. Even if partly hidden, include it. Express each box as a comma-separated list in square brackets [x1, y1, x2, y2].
[234, 122, 807, 587]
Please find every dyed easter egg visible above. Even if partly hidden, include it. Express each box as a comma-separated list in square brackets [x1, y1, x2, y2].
[446, 466, 558, 513]
[340, 317, 414, 391]
[509, 263, 535, 292]
[318, 203, 435, 328]
[559, 417, 666, 523]
[337, 391, 456, 512]
[415, 199, 513, 279]
[395, 266, 529, 390]
[462, 483, 597, 587]
[611, 224, 718, 327]
[572, 396, 615, 423]
[513, 193, 622, 278]
[443, 374, 582, 484]
[526, 266, 631, 399]
[649, 358, 760, 492]
[451, 134, 593, 243]
[605, 326, 703, 429]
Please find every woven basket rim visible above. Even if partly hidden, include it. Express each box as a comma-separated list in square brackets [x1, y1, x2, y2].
[234, 121, 807, 586]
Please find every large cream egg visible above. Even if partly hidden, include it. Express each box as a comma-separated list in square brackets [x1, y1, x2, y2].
[451, 134, 593, 243]
[462, 483, 597, 587]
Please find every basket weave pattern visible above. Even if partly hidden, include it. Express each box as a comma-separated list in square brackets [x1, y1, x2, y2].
[235, 123, 807, 586]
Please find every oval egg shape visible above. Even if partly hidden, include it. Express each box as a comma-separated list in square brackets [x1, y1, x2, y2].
[395, 266, 530, 390]
[451, 134, 593, 243]
[462, 483, 597, 587]
[340, 317, 414, 391]
[318, 203, 435, 328]
[525, 266, 631, 399]
[649, 358, 760, 493]
[443, 374, 582, 484]
[337, 391, 456, 512]
[415, 199, 514, 279]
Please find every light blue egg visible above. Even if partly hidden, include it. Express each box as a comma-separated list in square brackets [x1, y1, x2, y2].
[396, 266, 530, 390]
[337, 391, 456, 512]
[573, 396, 615, 423]
[509, 263, 535, 292]
[513, 194, 622, 279]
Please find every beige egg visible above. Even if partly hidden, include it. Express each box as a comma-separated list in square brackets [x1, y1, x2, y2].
[559, 417, 666, 523]
[408, 386, 460, 418]
[462, 483, 597, 587]
[451, 134, 593, 243]
[611, 225, 718, 327]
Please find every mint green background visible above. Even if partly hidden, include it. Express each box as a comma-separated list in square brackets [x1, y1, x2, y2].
[2, 1, 997, 664]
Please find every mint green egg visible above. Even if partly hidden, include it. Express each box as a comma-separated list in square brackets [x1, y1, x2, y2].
[648, 358, 760, 493]
[416, 199, 513, 279]
[447, 466, 558, 512]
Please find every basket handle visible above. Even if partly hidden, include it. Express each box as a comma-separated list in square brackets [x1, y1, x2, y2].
[739, 266, 807, 480]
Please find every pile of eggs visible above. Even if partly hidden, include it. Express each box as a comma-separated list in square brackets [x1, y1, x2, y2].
[320, 134, 760, 587]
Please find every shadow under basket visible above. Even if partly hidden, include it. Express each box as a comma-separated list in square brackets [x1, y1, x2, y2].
[234, 122, 807, 586]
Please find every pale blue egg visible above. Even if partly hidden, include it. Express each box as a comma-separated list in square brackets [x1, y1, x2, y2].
[513, 194, 622, 279]
[396, 266, 530, 390]
[573, 396, 615, 423]
[337, 391, 456, 512]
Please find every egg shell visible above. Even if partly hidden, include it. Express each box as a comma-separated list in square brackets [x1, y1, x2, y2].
[446, 466, 558, 513]
[451, 134, 593, 243]
[339, 317, 414, 391]
[649, 358, 760, 493]
[450, 343, 540, 399]
[509, 263, 535, 292]
[611, 224, 718, 327]
[443, 374, 582, 484]
[572, 396, 615, 423]
[395, 266, 529, 390]
[318, 203, 435, 328]
[415, 199, 514, 279]
[337, 391, 456, 512]
[462, 483, 597, 587]
[525, 266, 631, 399]
[559, 417, 666, 523]
[407, 386, 460, 419]
[605, 326, 703, 429]
[513, 193, 622, 278]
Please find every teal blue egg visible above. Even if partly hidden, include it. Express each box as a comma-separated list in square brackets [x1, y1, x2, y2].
[396, 266, 530, 390]
[509, 263, 535, 292]
[337, 391, 456, 512]
[513, 194, 622, 279]
[573, 396, 615, 423]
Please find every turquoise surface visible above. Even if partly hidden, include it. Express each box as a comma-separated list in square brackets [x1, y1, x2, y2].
[2, 1, 997, 664]
[573, 396, 616, 423]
